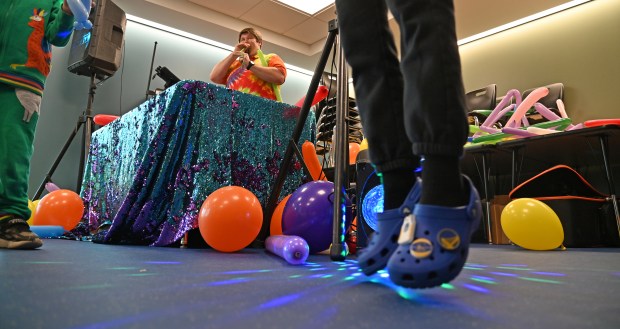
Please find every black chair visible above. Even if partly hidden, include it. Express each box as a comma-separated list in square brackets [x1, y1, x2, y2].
[466, 84, 497, 127]
[521, 82, 564, 124]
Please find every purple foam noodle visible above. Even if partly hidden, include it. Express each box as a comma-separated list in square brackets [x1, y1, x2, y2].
[266, 235, 310, 265]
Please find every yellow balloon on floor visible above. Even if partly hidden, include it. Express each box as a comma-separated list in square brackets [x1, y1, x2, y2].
[27, 199, 40, 225]
[501, 198, 564, 250]
[359, 138, 368, 151]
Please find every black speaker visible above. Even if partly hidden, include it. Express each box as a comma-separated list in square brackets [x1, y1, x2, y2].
[355, 150, 382, 252]
[68, 0, 126, 77]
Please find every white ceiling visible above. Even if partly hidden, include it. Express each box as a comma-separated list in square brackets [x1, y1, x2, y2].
[141, 0, 574, 56]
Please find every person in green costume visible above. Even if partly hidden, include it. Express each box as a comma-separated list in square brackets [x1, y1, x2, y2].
[0, 0, 76, 249]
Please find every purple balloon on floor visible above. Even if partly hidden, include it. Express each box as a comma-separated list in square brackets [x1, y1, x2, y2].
[281, 181, 352, 254]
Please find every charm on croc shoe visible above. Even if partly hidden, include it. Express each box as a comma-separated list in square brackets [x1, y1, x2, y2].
[386, 175, 483, 289]
[409, 238, 433, 258]
[397, 213, 416, 244]
[437, 228, 460, 250]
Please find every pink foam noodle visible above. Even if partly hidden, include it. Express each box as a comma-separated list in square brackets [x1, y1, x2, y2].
[502, 127, 536, 137]
[45, 182, 60, 192]
[481, 89, 520, 127]
[556, 99, 568, 119]
[533, 103, 562, 122]
[505, 87, 549, 128]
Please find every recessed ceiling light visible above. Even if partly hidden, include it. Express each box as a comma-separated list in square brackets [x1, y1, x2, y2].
[276, 0, 334, 15]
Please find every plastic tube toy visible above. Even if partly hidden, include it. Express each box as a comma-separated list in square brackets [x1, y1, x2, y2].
[266, 235, 310, 265]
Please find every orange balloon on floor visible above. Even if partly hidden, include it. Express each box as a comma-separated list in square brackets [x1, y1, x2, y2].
[270, 194, 291, 236]
[198, 186, 263, 252]
[33, 190, 84, 231]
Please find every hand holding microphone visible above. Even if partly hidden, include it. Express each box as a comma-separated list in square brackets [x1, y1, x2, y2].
[236, 48, 246, 62]
[233, 42, 249, 61]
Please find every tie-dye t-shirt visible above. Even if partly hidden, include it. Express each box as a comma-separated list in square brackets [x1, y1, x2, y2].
[225, 53, 286, 101]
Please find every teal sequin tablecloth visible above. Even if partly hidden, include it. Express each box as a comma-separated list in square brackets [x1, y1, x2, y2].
[77, 80, 315, 246]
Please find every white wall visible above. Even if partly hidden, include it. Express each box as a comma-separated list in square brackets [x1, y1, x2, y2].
[459, 0, 620, 124]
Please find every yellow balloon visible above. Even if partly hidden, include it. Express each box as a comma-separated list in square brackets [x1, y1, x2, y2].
[359, 138, 368, 151]
[27, 199, 40, 225]
[501, 198, 564, 250]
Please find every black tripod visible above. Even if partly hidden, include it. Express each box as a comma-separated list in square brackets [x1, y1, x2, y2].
[258, 19, 353, 261]
[33, 73, 98, 200]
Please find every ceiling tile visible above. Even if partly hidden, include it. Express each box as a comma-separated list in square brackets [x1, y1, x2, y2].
[140, 0, 579, 56]
[240, 1, 309, 33]
[314, 5, 337, 23]
[188, 0, 263, 18]
[284, 17, 331, 45]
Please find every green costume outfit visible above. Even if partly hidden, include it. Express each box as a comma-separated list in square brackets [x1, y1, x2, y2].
[0, 0, 74, 219]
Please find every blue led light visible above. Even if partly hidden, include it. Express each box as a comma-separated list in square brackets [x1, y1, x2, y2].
[80, 32, 92, 46]
[58, 29, 72, 38]
[361, 185, 384, 231]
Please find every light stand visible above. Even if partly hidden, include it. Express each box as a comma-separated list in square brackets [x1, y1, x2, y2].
[145, 41, 158, 101]
[34, 73, 100, 199]
[259, 19, 351, 261]
[330, 37, 350, 261]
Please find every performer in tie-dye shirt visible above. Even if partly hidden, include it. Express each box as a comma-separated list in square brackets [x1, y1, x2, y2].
[210, 27, 286, 102]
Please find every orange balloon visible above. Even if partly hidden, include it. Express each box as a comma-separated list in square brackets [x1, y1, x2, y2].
[346, 216, 358, 255]
[270, 194, 291, 236]
[198, 186, 263, 252]
[294, 85, 329, 108]
[348, 142, 361, 164]
[301, 141, 327, 181]
[93, 114, 119, 126]
[33, 189, 84, 230]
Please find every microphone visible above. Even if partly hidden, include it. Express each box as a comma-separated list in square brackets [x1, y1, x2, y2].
[237, 47, 246, 62]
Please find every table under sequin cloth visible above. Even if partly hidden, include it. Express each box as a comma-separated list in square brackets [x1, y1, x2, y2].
[76, 80, 315, 246]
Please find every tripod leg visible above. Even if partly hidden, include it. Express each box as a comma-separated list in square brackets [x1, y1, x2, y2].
[77, 74, 97, 191]
[77, 114, 94, 191]
[258, 23, 339, 246]
[33, 119, 84, 199]
[330, 33, 350, 261]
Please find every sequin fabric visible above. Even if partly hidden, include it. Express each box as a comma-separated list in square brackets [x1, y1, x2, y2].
[75, 81, 315, 246]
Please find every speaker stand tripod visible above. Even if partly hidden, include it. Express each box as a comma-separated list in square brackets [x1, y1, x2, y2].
[34, 73, 99, 200]
[258, 19, 352, 261]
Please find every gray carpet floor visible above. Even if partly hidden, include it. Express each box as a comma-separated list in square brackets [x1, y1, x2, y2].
[1, 239, 619, 329]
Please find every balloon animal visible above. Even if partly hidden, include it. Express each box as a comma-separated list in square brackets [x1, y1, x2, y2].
[66, 0, 93, 30]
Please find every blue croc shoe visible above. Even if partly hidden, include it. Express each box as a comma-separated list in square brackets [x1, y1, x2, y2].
[386, 175, 482, 289]
[357, 179, 421, 276]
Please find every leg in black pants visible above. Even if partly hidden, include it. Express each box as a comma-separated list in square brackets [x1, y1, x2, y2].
[336, 0, 481, 289]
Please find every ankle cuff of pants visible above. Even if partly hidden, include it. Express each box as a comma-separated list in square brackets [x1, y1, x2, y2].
[374, 158, 420, 173]
[412, 142, 465, 158]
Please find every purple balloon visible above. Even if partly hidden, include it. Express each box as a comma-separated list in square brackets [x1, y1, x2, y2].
[282, 181, 352, 254]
